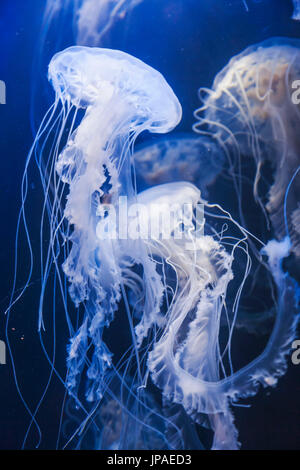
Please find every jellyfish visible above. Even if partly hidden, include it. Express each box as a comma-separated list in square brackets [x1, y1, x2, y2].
[63, 378, 172, 450]
[7, 46, 184, 449]
[118, 181, 300, 450]
[96, 176, 299, 449]
[50, 46, 181, 400]
[133, 134, 225, 197]
[7, 43, 300, 450]
[32, 0, 144, 132]
[143, 192, 300, 449]
[76, 0, 143, 46]
[292, 0, 300, 20]
[194, 37, 300, 258]
[44, 0, 143, 46]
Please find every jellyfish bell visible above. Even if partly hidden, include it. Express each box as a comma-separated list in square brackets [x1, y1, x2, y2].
[133, 181, 200, 241]
[194, 37, 300, 257]
[49, 46, 181, 131]
[33, 0, 145, 134]
[136, 179, 200, 207]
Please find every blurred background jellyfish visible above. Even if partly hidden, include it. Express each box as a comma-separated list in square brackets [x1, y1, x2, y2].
[194, 37, 300, 260]
[292, 0, 300, 20]
[62, 377, 174, 450]
[76, 0, 143, 46]
[44, 0, 143, 46]
[133, 134, 225, 198]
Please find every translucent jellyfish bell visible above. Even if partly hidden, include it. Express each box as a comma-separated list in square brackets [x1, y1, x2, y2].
[194, 37, 300, 256]
[34, 1, 145, 132]
[49, 46, 181, 133]
[49, 46, 181, 235]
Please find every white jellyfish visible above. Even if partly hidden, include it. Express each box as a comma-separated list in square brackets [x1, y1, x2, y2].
[48, 46, 181, 400]
[194, 37, 300, 257]
[140, 186, 299, 449]
[116, 180, 299, 450]
[6, 46, 183, 449]
[7, 41, 300, 451]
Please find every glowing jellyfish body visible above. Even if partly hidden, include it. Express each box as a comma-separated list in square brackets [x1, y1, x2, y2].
[133, 135, 225, 196]
[194, 38, 300, 257]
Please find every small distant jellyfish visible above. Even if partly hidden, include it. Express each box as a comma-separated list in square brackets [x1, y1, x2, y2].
[95, 384, 170, 450]
[76, 0, 143, 45]
[194, 37, 300, 257]
[44, 0, 143, 46]
[133, 135, 225, 196]
[292, 0, 300, 20]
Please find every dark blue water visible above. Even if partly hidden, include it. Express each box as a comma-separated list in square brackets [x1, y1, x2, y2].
[0, 0, 299, 450]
